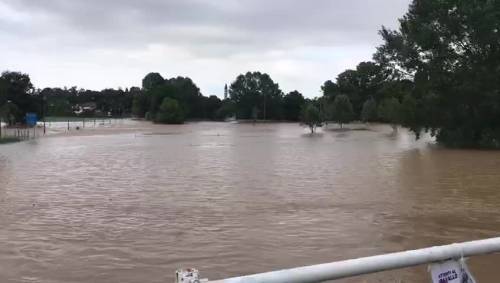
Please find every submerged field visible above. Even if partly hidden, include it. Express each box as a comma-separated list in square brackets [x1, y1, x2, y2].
[1, 121, 500, 282]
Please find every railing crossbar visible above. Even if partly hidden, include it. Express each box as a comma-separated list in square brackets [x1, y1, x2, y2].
[207, 237, 500, 283]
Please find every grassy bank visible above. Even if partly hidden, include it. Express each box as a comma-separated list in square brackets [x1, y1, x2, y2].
[0, 137, 21, 144]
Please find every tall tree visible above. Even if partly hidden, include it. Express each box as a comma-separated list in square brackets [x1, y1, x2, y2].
[167, 76, 204, 119]
[283, 90, 305, 121]
[375, 0, 500, 148]
[229, 72, 283, 120]
[0, 71, 35, 123]
[142, 72, 164, 91]
[204, 95, 222, 120]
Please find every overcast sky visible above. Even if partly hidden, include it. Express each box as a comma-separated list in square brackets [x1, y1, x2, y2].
[0, 0, 410, 98]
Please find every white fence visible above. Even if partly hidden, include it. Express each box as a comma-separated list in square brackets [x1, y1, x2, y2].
[177, 237, 500, 283]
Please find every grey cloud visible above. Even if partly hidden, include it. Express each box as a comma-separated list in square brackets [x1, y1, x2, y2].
[0, 0, 411, 95]
[3, 0, 409, 50]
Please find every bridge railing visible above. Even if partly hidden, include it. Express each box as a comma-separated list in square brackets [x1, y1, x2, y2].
[176, 237, 500, 283]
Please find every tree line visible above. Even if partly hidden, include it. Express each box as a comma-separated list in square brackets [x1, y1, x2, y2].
[0, 70, 308, 125]
[1, 0, 499, 148]
[133, 71, 308, 124]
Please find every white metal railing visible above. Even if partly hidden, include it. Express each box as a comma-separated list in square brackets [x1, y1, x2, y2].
[176, 237, 500, 283]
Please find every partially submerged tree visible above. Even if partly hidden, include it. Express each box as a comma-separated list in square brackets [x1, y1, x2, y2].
[330, 94, 354, 129]
[361, 97, 377, 123]
[301, 103, 322, 134]
[377, 97, 401, 132]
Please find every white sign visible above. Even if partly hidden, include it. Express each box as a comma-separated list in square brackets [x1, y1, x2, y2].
[430, 259, 476, 283]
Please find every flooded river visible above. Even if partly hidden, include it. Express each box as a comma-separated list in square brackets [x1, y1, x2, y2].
[1, 121, 500, 282]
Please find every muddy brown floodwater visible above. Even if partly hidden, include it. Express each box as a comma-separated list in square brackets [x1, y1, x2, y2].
[1, 121, 500, 283]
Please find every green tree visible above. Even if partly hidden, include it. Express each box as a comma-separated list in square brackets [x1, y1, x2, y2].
[147, 84, 176, 119]
[155, 97, 185, 124]
[377, 97, 401, 131]
[322, 62, 390, 119]
[375, 0, 500, 148]
[229, 72, 283, 120]
[167, 76, 204, 119]
[361, 97, 377, 122]
[400, 94, 419, 135]
[0, 71, 35, 123]
[283, 90, 305, 121]
[330, 94, 354, 128]
[215, 100, 236, 120]
[301, 103, 322, 134]
[130, 87, 147, 118]
[204, 95, 222, 120]
[142, 72, 164, 91]
[321, 80, 339, 100]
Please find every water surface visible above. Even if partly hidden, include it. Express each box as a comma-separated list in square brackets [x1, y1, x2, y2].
[1, 121, 500, 282]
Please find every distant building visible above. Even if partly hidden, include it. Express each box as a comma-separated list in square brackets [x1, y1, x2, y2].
[73, 102, 97, 115]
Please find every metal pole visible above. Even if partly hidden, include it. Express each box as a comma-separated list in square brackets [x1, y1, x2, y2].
[208, 237, 500, 283]
[43, 107, 46, 135]
[42, 94, 46, 135]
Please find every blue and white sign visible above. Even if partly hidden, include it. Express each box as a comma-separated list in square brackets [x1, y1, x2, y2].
[25, 113, 38, 127]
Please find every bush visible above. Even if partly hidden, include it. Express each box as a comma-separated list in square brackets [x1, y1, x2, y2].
[155, 97, 185, 124]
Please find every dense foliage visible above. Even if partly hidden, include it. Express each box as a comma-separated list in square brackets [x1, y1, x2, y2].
[229, 72, 284, 120]
[0, 71, 36, 124]
[283, 91, 306, 121]
[375, 0, 500, 148]
[135, 71, 306, 123]
[155, 97, 185, 124]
